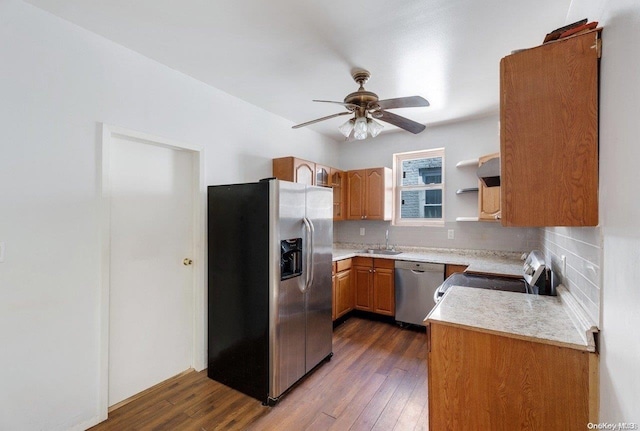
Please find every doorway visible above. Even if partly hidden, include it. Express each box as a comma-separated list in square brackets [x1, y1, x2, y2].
[99, 125, 205, 417]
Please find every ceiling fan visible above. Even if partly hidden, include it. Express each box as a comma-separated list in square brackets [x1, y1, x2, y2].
[292, 69, 429, 140]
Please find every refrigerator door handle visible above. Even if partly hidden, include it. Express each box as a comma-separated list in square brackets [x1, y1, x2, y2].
[307, 217, 315, 291]
[302, 217, 313, 292]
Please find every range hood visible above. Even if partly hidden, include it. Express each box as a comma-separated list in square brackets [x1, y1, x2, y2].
[477, 157, 500, 187]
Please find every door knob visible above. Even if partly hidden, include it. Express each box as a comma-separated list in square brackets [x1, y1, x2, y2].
[183, 258, 193, 266]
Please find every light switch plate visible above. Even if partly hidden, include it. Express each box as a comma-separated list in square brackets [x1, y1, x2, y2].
[0, 242, 5, 263]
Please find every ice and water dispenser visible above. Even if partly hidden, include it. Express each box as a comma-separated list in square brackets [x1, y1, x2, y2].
[280, 238, 302, 280]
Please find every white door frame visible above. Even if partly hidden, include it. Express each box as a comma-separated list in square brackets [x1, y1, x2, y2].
[98, 124, 206, 420]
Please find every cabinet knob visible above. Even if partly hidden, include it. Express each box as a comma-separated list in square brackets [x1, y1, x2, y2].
[364, 215, 367, 219]
[494, 214, 501, 220]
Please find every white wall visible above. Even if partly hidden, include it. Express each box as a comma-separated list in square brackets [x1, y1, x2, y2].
[335, 115, 539, 252]
[0, 1, 338, 430]
[563, 0, 640, 423]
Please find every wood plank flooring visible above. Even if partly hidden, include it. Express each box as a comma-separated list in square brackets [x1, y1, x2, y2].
[89, 317, 428, 431]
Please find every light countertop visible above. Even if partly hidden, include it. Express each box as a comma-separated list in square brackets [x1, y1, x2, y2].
[427, 285, 597, 352]
[332, 244, 523, 278]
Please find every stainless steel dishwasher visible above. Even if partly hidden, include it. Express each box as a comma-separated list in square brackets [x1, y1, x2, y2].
[394, 261, 444, 326]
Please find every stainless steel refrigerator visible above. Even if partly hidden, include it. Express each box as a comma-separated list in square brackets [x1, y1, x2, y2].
[207, 179, 333, 405]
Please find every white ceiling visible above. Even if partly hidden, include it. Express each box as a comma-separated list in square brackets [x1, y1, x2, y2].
[25, 0, 571, 141]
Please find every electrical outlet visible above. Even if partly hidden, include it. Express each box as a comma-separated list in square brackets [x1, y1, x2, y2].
[447, 229, 455, 240]
[0, 242, 5, 263]
[359, 228, 365, 236]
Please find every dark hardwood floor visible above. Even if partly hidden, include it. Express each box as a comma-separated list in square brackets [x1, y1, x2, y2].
[89, 317, 428, 431]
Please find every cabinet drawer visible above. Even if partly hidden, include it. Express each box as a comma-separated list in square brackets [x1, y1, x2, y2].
[374, 258, 395, 269]
[336, 258, 352, 272]
[353, 257, 373, 267]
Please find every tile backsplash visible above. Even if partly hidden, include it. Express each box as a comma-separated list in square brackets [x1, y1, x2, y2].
[541, 227, 602, 326]
[335, 220, 539, 253]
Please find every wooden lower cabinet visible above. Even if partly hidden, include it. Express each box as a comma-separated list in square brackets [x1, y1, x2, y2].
[334, 269, 353, 319]
[332, 258, 354, 321]
[427, 322, 598, 430]
[353, 263, 373, 311]
[353, 257, 395, 316]
[373, 266, 394, 316]
[444, 264, 468, 279]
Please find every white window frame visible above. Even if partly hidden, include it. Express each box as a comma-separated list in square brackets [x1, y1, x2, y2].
[392, 148, 445, 227]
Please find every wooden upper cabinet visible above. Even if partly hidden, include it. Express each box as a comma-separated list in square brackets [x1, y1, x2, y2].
[347, 170, 366, 220]
[315, 164, 330, 187]
[365, 169, 385, 219]
[272, 156, 315, 185]
[331, 168, 346, 221]
[478, 153, 501, 222]
[500, 29, 601, 226]
[347, 167, 392, 220]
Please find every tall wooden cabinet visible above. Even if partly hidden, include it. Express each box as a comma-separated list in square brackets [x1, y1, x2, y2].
[500, 29, 601, 226]
[352, 257, 394, 316]
[346, 168, 392, 221]
[478, 153, 501, 222]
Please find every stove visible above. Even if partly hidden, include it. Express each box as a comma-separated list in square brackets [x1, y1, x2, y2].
[434, 250, 555, 302]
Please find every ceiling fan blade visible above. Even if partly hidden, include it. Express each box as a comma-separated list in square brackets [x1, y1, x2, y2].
[292, 111, 351, 129]
[313, 100, 360, 110]
[374, 110, 426, 134]
[373, 96, 430, 110]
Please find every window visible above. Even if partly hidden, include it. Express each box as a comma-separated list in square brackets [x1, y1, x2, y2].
[392, 148, 445, 226]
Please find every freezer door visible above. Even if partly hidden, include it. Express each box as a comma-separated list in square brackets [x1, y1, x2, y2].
[271, 181, 307, 399]
[304, 186, 333, 372]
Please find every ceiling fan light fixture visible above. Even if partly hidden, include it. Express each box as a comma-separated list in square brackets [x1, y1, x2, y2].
[368, 118, 384, 137]
[338, 118, 355, 137]
[353, 117, 368, 140]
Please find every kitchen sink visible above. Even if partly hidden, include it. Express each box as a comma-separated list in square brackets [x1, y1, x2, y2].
[361, 249, 403, 255]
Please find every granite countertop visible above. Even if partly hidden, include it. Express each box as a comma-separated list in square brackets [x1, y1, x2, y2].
[427, 285, 597, 352]
[332, 243, 523, 278]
